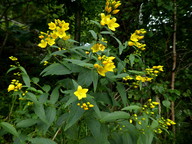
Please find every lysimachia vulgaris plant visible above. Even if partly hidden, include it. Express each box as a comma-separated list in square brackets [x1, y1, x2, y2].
[1, 0, 175, 144]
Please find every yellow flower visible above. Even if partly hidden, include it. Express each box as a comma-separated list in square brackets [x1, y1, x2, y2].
[100, 13, 111, 25]
[107, 18, 119, 31]
[48, 22, 56, 30]
[91, 44, 100, 53]
[91, 43, 106, 53]
[130, 33, 140, 42]
[74, 86, 88, 100]
[56, 28, 66, 38]
[96, 65, 108, 76]
[8, 84, 15, 92]
[38, 40, 47, 48]
[17, 83, 22, 90]
[105, 6, 112, 13]
[61, 22, 69, 31]
[104, 62, 115, 72]
[46, 38, 55, 46]
[62, 34, 70, 40]
[157, 65, 164, 71]
[50, 32, 58, 39]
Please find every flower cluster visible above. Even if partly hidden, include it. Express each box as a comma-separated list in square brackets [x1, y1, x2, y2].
[77, 102, 94, 110]
[74, 86, 94, 110]
[129, 113, 146, 126]
[135, 75, 153, 82]
[155, 117, 176, 134]
[9, 56, 18, 61]
[8, 79, 22, 92]
[100, 13, 119, 31]
[13, 72, 21, 76]
[94, 55, 116, 76]
[100, 0, 121, 31]
[123, 65, 163, 89]
[105, 0, 121, 14]
[145, 65, 164, 76]
[142, 99, 160, 110]
[122, 75, 133, 81]
[128, 29, 147, 50]
[91, 43, 106, 53]
[9, 56, 20, 67]
[38, 19, 70, 48]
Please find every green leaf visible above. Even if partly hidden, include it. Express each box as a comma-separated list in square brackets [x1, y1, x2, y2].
[67, 38, 79, 43]
[39, 93, 49, 103]
[0, 122, 19, 137]
[31, 77, 39, 84]
[91, 69, 98, 92]
[34, 103, 48, 124]
[116, 83, 128, 107]
[16, 119, 38, 128]
[90, 20, 101, 28]
[117, 62, 126, 74]
[72, 79, 79, 88]
[50, 86, 60, 104]
[40, 63, 71, 76]
[22, 72, 31, 87]
[162, 100, 171, 108]
[112, 73, 129, 79]
[78, 69, 93, 87]
[19, 66, 28, 75]
[122, 133, 133, 144]
[111, 35, 124, 55]
[40, 54, 52, 64]
[86, 118, 109, 144]
[87, 118, 101, 141]
[26, 92, 38, 103]
[64, 59, 94, 68]
[122, 105, 141, 111]
[42, 85, 51, 93]
[129, 54, 135, 67]
[100, 111, 130, 122]
[64, 93, 77, 109]
[50, 50, 67, 57]
[80, 137, 98, 144]
[7, 67, 17, 74]
[150, 118, 159, 129]
[100, 31, 114, 35]
[87, 96, 101, 118]
[46, 107, 56, 124]
[128, 70, 145, 75]
[29, 137, 57, 144]
[64, 105, 84, 131]
[89, 30, 97, 40]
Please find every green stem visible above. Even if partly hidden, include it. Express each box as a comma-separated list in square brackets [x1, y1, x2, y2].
[7, 94, 17, 121]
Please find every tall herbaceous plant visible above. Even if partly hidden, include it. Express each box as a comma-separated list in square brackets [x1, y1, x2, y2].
[1, 0, 175, 143]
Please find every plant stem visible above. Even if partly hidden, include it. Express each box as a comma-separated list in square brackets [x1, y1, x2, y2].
[171, 0, 177, 138]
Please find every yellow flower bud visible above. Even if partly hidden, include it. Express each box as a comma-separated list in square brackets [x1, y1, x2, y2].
[112, 9, 120, 14]
[89, 104, 94, 107]
[128, 41, 134, 46]
[8, 84, 15, 92]
[114, 3, 121, 9]
[84, 107, 89, 110]
[129, 119, 133, 123]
